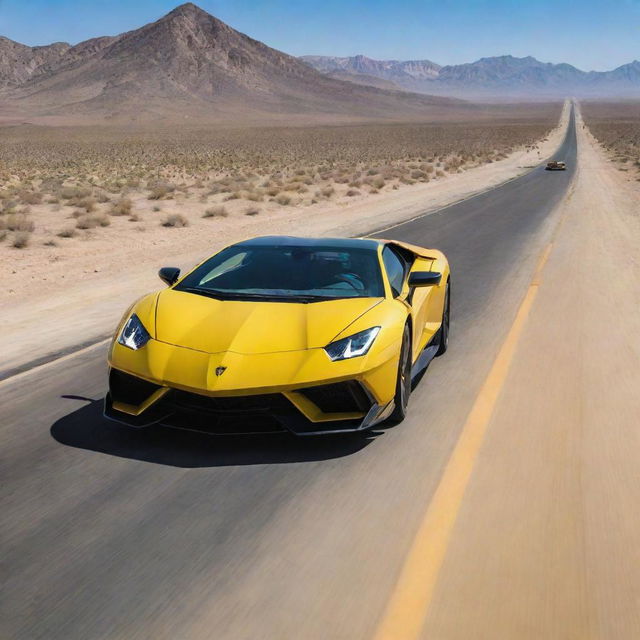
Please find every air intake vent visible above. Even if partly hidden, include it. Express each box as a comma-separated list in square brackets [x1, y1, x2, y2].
[298, 381, 372, 414]
[109, 369, 161, 406]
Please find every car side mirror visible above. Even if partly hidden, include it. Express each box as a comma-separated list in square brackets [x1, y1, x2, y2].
[408, 271, 441, 287]
[158, 267, 180, 286]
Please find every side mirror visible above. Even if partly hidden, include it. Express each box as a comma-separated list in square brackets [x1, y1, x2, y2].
[158, 267, 180, 286]
[408, 271, 441, 287]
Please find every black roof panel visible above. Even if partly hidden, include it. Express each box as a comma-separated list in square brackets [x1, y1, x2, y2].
[235, 236, 382, 251]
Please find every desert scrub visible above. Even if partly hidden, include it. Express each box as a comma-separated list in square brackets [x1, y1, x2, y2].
[245, 206, 260, 216]
[0, 103, 560, 223]
[110, 198, 133, 216]
[76, 213, 110, 229]
[582, 103, 640, 176]
[148, 182, 176, 200]
[60, 186, 92, 200]
[57, 227, 77, 238]
[203, 206, 228, 218]
[161, 213, 188, 227]
[18, 190, 42, 205]
[6, 214, 35, 232]
[320, 186, 335, 197]
[12, 231, 31, 248]
[275, 194, 292, 206]
[76, 196, 97, 212]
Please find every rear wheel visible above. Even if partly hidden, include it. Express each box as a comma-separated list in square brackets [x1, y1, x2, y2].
[436, 280, 450, 356]
[389, 324, 412, 423]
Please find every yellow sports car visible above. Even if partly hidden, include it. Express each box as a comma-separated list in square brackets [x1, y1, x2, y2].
[105, 236, 450, 435]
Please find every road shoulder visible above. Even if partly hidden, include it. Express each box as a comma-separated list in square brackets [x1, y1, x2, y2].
[416, 106, 640, 638]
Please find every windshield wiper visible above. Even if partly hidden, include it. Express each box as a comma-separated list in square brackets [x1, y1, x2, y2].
[178, 287, 236, 300]
[179, 287, 302, 302]
[179, 288, 358, 303]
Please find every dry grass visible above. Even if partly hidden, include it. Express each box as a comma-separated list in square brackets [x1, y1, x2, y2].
[76, 213, 110, 229]
[161, 213, 188, 228]
[6, 214, 35, 232]
[582, 102, 640, 178]
[12, 231, 31, 249]
[0, 103, 560, 249]
[203, 205, 229, 218]
[110, 197, 133, 216]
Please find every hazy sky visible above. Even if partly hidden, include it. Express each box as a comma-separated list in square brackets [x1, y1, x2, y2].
[1, 0, 638, 71]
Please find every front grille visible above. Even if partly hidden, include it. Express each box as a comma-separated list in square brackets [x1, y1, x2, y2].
[106, 382, 370, 435]
[298, 381, 372, 414]
[167, 390, 292, 415]
[161, 389, 291, 434]
[109, 369, 161, 406]
[162, 411, 285, 434]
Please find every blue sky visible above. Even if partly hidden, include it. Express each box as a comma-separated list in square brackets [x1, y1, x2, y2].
[1, 0, 638, 71]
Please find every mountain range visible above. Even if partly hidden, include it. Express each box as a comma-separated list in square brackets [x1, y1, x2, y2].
[0, 4, 460, 124]
[302, 55, 640, 98]
[0, 3, 637, 125]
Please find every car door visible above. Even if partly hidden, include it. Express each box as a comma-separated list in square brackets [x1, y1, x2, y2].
[382, 245, 429, 362]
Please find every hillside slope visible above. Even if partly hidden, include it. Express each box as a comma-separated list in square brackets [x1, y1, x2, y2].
[0, 4, 460, 123]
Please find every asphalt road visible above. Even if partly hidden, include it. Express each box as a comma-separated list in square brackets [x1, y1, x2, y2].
[1, 107, 576, 640]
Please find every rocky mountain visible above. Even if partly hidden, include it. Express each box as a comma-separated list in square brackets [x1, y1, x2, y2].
[0, 37, 70, 87]
[0, 4, 460, 123]
[302, 54, 640, 98]
[324, 69, 400, 91]
[301, 55, 441, 89]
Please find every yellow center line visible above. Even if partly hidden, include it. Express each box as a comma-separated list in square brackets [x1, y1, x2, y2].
[372, 243, 554, 640]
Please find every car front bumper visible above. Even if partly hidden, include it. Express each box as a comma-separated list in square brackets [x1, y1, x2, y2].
[104, 369, 394, 435]
[104, 338, 399, 435]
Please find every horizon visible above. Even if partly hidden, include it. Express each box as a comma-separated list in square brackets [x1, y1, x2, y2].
[0, 0, 638, 72]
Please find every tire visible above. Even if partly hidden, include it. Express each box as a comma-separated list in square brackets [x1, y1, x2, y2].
[436, 280, 450, 356]
[389, 324, 412, 423]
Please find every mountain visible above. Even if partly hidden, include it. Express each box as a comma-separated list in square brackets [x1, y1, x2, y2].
[301, 55, 441, 91]
[0, 4, 460, 123]
[324, 70, 400, 90]
[302, 54, 640, 98]
[0, 37, 70, 87]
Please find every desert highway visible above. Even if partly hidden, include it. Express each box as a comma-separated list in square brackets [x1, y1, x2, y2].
[2, 108, 578, 639]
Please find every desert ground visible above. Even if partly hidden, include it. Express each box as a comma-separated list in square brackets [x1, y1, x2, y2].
[0, 101, 567, 374]
[581, 101, 640, 181]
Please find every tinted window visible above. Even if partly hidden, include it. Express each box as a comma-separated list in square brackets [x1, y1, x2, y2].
[382, 246, 408, 297]
[176, 244, 384, 302]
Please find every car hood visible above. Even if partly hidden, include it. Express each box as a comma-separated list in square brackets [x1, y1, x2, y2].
[154, 289, 383, 354]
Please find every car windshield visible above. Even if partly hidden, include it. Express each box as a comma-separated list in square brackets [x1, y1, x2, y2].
[175, 244, 384, 302]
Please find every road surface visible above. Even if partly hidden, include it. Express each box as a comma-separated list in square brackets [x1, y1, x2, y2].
[2, 108, 581, 639]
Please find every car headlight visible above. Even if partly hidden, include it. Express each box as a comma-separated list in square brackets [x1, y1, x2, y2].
[117, 313, 151, 351]
[324, 327, 380, 361]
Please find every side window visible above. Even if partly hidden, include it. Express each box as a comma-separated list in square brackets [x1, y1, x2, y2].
[199, 251, 247, 285]
[382, 246, 408, 297]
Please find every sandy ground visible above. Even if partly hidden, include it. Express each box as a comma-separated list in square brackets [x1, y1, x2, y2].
[410, 107, 640, 638]
[0, 103, 569, 376]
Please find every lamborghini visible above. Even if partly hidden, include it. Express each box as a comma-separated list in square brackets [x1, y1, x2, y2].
[105, 236, 450, 435]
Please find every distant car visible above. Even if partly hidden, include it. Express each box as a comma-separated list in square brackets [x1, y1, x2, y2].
[104, 236, 450, 435]
[546, 160, 566, 171]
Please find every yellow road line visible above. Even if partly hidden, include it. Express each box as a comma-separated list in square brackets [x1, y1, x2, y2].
[372, 244, 552, 640]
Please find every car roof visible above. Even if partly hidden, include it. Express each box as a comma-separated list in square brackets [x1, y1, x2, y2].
[234, 236, 382, 251]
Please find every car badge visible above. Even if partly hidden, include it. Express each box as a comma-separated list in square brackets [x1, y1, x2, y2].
[215, 366, 227, 376]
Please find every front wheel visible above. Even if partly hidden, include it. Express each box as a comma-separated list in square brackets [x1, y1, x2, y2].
[436, 280, 450, 356]
[389, 324, 412, 423]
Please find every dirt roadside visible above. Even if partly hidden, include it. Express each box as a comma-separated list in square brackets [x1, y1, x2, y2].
[0, 103, 569, 377]
[416, 108, 640, 638]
